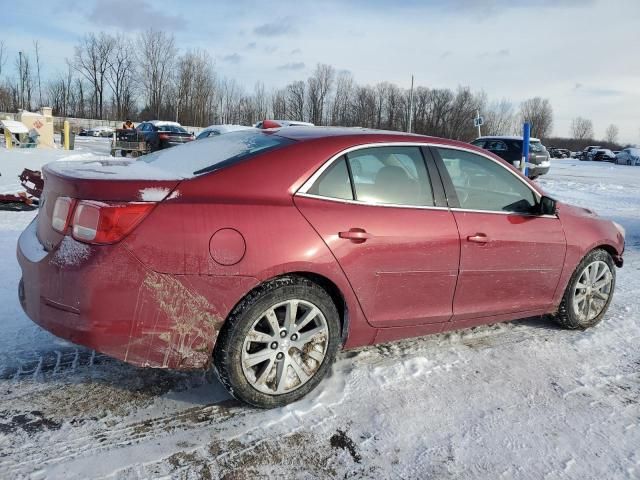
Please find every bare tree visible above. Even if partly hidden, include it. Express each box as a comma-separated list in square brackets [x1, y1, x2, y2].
[570, 117, 594, 140]
[331, 71, 354, 126]
[484, 98, 515, 136]
[286, 81, 305, 121]
[519, 97, 553, 138]
[306, 64, 334, 125]
[137, 29, 176, 119]
[272, 88, 287, 119]
[106, 35, 134, 120]
[604, 124, 619, 144]
[73, 33, 115, 118]
[0, 41, 6, 79]
[15, 52, 34, 110]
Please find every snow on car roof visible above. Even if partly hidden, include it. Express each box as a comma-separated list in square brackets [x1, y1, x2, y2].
[149, 120, 182, 127]
[201, 124, 254, 134]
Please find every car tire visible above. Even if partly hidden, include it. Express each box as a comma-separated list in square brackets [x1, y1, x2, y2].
[552, 249, 616, 330]
[214, 276, 341, 408]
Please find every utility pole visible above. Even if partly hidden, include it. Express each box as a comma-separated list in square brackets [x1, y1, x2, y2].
[476, 109, 481, 138]
[18, 51, 23, 110]
[407, 74, 414, 133]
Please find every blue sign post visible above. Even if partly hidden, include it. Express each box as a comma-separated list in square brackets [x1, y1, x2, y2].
[521, 122, 531, 176]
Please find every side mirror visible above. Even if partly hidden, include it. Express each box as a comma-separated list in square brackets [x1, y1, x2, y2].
[538, 196, 557, 216]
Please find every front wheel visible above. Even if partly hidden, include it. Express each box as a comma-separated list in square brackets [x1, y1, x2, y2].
[552, 249, 616, 329]
[214, 276, 341, 408]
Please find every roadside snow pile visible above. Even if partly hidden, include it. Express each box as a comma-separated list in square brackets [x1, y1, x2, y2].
[0, 137, 111, 194]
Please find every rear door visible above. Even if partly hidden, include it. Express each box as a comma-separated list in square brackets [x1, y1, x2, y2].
[295, 145, 460, 328]
[432, 146, 566, 320]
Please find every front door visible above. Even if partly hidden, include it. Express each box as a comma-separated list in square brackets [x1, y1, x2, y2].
[295, 146, 460, 328]
[433, 146, 566, 320]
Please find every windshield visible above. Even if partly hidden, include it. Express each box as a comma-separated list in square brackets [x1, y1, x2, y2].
[141, 130, 294, 177]
[530, 141, 544, 153]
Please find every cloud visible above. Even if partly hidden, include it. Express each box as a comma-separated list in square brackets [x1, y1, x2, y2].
[574, 84, 623, 97]
[440, 50, 452, 59]
[290, 48, 302, 55]
[253, 17, 296, 36]
[479, 48, 510, 58]
[277, 62, 305, 71]
[264, 45, 278, 54]
[87, 0, 184, 30]
[245, 42, 256, 49]
[222, 53, 242, 64]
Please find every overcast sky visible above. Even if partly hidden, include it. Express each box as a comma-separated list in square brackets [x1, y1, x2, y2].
[2, 0, 638, 142]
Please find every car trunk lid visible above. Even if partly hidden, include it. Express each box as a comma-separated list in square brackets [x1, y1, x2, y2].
[38, 160, 181, 251]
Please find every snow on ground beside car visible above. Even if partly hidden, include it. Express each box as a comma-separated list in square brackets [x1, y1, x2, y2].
[0, 156, 638, 479]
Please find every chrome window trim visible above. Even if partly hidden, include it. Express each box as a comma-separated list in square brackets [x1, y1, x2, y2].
[296, 192, 450, 211]
[297, 142, 543, 198]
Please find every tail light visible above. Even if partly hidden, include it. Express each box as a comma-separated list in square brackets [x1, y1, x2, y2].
[71, 201, 155, 244]
[159, 133, 170, 141]
[52, 197, 75, 233]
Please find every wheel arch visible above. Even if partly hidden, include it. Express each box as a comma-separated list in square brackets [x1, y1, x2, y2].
[218, 271, 351, 348]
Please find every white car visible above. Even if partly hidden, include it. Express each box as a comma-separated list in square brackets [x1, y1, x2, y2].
[615, 147, 640, 166]
[88, 126, 114, 138]
[253, 120, 314, 128]
[195, 124, 253, 140]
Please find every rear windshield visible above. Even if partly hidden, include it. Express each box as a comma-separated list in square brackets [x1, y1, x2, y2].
[157, 125, 188, 134]
[141, 130, 294, 177]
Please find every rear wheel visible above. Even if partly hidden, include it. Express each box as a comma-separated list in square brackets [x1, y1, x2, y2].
[553, 249, 616, 329]
[214, 276, 341, 408]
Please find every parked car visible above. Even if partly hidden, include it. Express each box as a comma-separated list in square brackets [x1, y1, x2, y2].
[196, 124, 253, 140]
[615, 147, 640, 166]
[77, 128, 90, 137]
[87, 126, 114, 138]
[471, 136, 550, 179]
[136, 120, 194, 151]
[17, 127, 625, 408]
[592, 149, 616, 162]
[579, 145, 602, 161]
[549, 147, 570, 159]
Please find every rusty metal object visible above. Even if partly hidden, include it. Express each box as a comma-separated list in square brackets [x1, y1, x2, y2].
[20, 168, 44, 198]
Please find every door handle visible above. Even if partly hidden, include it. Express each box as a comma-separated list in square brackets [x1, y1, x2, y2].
[467, 233, 489, 243]
[339, 228, 372, 243]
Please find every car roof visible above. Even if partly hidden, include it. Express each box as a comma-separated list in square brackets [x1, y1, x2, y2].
[268, 126, 484, 152]
[475, 135, 542, 142]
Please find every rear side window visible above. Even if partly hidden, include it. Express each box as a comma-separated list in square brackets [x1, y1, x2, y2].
[306, 157, 353, 200]
[142, 130, 294, 178]
[347, 147, 434, 206]
[485, 140, 507, 151]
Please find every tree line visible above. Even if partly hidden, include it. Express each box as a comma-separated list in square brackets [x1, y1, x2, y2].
[0, 31, 613, 145]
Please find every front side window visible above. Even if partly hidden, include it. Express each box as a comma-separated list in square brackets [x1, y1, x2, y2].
[437, 148, 537, 213]
[347, 147, 434, 206]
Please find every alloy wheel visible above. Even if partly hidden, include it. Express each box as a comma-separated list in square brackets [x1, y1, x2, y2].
[572, 260, 613, 324]
[241, 299, 329, 395]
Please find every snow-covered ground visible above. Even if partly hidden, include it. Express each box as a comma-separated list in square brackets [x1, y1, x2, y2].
[0, 148, 638, 479]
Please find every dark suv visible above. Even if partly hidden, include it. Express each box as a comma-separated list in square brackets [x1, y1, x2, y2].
[471, 136, 550, 179]
[136, 121, 194, 152]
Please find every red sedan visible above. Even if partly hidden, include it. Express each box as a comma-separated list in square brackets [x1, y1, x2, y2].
[17, 127, 625, 408]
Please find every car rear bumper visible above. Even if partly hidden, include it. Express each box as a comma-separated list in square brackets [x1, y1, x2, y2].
[526, 160, 550, 177]
[17, 218, 254, 370]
